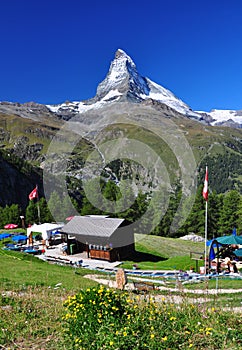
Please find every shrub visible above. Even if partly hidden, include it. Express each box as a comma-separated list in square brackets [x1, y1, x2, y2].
[63, 286, 242, 349]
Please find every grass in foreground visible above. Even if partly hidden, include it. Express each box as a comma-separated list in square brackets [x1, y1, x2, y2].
[0, 285, 68, 349]
[0, 249, 98, 349]
[1, 283, 241, 350]
[1, 247, 242, 349]
[62, 285, 242, 350]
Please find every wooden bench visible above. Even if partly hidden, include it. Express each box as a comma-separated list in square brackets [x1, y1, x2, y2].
[133, 281, 155, 292]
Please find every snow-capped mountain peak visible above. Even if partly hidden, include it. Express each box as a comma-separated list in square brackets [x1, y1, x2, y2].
[47, 49, 200, 118]
[46, 49, 241, 127]
[96, 48, 150, 100]
[206, 109, 242, 127]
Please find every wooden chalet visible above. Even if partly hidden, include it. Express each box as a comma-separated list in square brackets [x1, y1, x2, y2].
[60, 215, 135, 262]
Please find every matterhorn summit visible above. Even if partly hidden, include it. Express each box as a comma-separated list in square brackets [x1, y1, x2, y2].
[95, 49, 150, 101]
[90, 48, 200, 117]
[47, 49, 201, 119]
[42, 49, 242, 127]
[1, 49, 242, 127]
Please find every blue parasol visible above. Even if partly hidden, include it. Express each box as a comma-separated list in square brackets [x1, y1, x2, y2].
[12, 234, 27, 242]
[234, 248, 242, 257]
[216, 235, 242, 245]
[0, 233, 12, 240]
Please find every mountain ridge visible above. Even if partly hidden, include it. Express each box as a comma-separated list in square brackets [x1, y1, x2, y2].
[45, 48, 241, 128]
[1, 49, 241, 128]
[0, 49, 241, 210]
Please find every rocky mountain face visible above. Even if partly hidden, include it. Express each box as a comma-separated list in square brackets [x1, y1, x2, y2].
[44, 49, 205, 123]
[0, 49, 241, 209]
[0, 49, 241, 127]
[0, 153, 42, 208]
[44, 49, 242, 128]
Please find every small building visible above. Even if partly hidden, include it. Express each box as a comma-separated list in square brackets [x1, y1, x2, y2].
[60, 215, 135, 262]
[27, 222, 64, 247]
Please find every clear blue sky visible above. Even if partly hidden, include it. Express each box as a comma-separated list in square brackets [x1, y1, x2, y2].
[1, 0, 242, 112]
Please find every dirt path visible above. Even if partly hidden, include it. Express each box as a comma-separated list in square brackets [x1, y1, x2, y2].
[84, 274, 242, 313]
[84, 274, 242, 294]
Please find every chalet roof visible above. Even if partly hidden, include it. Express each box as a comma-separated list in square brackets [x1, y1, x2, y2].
[61, 216, 125, 238]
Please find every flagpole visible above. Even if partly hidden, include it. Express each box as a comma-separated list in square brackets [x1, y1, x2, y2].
[37, 200, 41, 224]
[204, 200, 208, 274]
[36, 184, 41, 224]
[202, 166, 208, 275]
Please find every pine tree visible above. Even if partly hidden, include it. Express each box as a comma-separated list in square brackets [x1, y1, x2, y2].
[8, 204, 21, 226]
[62, 196, 79, 220]
[25, 200, 39, 225]
[38, 197, 54, 223]
[115, 181, 137, 220]
[207, 191, 222, 238]
[180, 185, 206, 237]
[81, 178, 104, 216]
[218, 190, 241, 235]
[102, 180, 121, 214]
[47, 191, 63, 222]
[236, 195, 242, 235]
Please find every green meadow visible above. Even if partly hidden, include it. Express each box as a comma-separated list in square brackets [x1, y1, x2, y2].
[0, 235, 241, 349]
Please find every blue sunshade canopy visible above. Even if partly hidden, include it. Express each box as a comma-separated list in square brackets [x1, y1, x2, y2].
[12, 235, 27, 241]
[216, 235, 242, 245]
[0, 233, 12, 240]
[234, 248, 242, 257]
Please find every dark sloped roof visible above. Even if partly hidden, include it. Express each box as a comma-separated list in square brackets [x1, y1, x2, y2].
[61, 216, 125, 238]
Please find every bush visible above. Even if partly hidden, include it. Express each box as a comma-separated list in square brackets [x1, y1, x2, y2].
[63, 286, 242, 349]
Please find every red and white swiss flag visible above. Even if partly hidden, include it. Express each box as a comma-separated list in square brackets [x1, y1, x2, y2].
[29, 186, 38, 200]
[202, 166, 208, 201]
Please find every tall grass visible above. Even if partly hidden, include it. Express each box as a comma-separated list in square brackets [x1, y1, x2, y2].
[62, 285, 242, 350]
[1, 238, 242, 349]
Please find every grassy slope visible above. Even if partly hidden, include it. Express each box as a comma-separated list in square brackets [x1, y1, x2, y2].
[0, 236, 241, 349]
[0, 233, 205, 280]
[135, 233, 204, 257]
[120, 234, 205, 270]
[0, 249, 98, 292]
